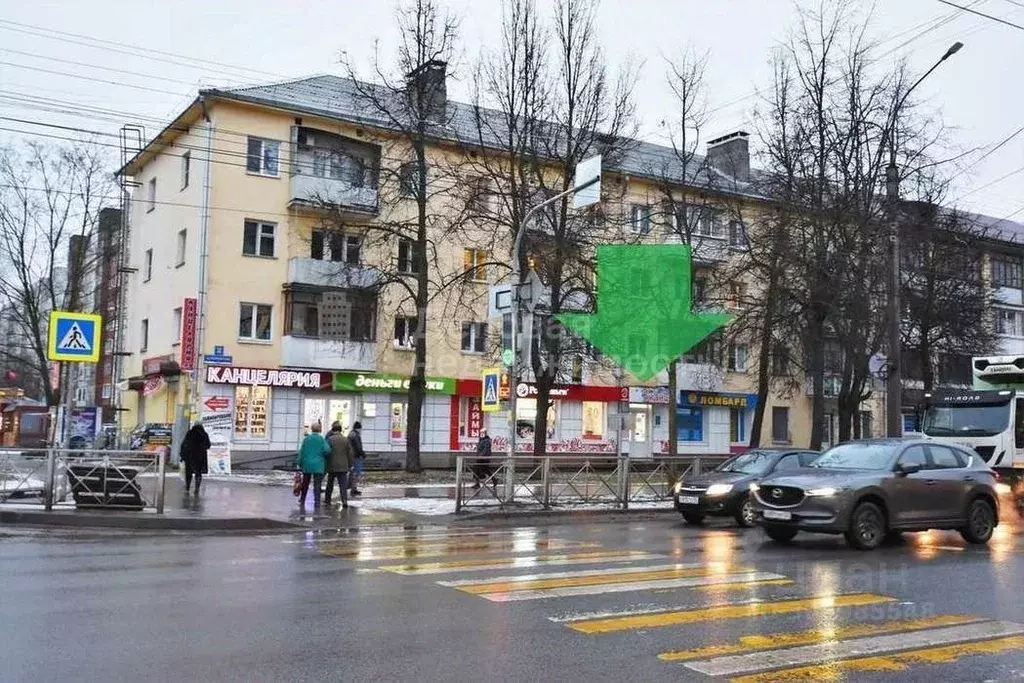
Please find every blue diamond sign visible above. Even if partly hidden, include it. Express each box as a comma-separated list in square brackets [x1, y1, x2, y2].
[47, 311, 102, 363]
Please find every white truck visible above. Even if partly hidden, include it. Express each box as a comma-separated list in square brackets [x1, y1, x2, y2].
[922, 354, 1024, 490]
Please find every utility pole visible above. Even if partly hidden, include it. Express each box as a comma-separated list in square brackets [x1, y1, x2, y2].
[884, 41, 962, 438]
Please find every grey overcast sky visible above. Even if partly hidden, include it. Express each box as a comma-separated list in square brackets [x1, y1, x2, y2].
[1, 0, 1021, 218]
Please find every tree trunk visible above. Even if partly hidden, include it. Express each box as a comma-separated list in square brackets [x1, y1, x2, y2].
[921, 337, 934, 394]
[808, 319, 826, 450]
[405, 274, 428, 473]
[532, 375, 552, 457]
[749, 255, 780, 449]
[667, 359, 678, 455]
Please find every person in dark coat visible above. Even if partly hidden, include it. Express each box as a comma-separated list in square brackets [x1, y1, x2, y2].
[325, 421, 353, 508]
[348, 422, 366, 496]
[473, 429, 493, 489]
[180, 423, 211, 495]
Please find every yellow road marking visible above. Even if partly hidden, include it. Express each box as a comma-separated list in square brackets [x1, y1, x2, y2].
[380, 550, 650, 573]
[659, 614, 982, 662]
[730, 635, 1024, 682]
[690, 579, 794, 593]
[568, 593, 895, 634]
[458, 565, 753, 595]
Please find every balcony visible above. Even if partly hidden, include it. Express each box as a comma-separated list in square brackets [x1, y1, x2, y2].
[289, 173, 378, 214]
[281, 335, 376, 372]
[287, 257, 381, 289]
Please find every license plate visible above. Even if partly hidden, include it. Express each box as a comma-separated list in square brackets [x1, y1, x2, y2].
[679, 495, 699, 505]
[762, 509, 792, 521]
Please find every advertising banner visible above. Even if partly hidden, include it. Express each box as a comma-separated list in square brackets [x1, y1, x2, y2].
[201, 395, 233, 475]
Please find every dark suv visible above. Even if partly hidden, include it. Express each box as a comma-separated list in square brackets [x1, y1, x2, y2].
[674, 448, 819, 526]
[751, 439, 999, 550]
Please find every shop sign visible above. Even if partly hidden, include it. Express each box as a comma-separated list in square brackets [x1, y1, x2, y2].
[466, 397, 482, 439]
[679, 391, 758, 409]
[142, 377, 164, 396]
[332, 372, 455, 394]
[201, 394, 233, 475]
[206, 366, 327, 388]
[499, 373, 511, 400]
[142, 354, 175, 377]
[628, 386, 670, 404]
[179, 297, 198, 371]
[515, 382, 625, 402]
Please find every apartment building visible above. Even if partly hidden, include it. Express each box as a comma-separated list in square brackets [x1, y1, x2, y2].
[116, 62, 907, 466]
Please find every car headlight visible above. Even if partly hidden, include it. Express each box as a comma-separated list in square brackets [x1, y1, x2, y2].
[705, 483, 734, 496]
[806, 486, 841, 497]
[673, 481, 682, 494]
[748, 482, 760, 493]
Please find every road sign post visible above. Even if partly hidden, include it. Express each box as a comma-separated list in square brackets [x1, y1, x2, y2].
[47, 311, 102, 451]
[482, 368, 501, 413]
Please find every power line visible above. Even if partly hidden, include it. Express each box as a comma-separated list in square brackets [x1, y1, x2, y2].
[958, 124, 1024, 174]
[0, 61, 192, 97]
[955, 164, 1024, 201]
[0, 48, 225, 89]
[934, 0, 1024, 31]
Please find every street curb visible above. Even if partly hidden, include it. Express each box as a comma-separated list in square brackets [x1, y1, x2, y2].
[446, 506, 679, 525]
[0, 509, 306, 532]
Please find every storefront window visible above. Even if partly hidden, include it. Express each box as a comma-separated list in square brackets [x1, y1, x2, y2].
[303, 398, 325, 433]
[581, 401, 605, 440]
[517, 398, 557, 439]
[328, 398, 356, 433]
[729, 407, 746, 443]
[677, 407, 704, 442]
[235, 385, 269, 438]
[390, 401, 407, 443]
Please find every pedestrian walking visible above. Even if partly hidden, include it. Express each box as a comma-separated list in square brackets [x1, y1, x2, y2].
[348, 421, 366, 496]
[180, 423, 210, 496]
[296, 423, 331, 508]
[473, 429, 493, 489]
[324, 421, 353, 508]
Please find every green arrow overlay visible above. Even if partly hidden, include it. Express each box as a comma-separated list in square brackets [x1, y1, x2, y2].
[557, 244, 731, 381]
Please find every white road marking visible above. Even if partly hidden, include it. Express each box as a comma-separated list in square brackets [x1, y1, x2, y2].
[384, 552, 662, 575]
[480, 572, 787, 603]
[685, 620, 1024, 677]
[438, 562, 720, 587]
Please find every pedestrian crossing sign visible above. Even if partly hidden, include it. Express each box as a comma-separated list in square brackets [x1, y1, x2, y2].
[482, 368, 501, 412]
[47, 311, 102, 363]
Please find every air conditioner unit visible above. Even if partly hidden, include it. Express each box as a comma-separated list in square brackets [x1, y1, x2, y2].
[973, 355, 1024, 381]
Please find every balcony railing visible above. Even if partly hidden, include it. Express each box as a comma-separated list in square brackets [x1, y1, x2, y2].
[289, 173, 379, 214]
[287, 258, 381, 289]
[281, 336, 376, 372]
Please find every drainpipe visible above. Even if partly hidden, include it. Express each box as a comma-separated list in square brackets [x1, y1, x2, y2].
[191, 98, 214, 419]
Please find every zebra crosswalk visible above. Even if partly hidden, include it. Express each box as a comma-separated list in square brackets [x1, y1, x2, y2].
[303, 525, 1024, 680]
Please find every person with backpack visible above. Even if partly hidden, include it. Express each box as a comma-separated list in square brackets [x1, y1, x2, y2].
[348, 421, 366, 496]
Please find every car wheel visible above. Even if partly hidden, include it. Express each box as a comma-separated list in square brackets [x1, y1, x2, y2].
[960, 498, 995, 545]
[681, 511, 705, 525]
[762, 525, 798, 543]
[845, 501, 886, 551]
[735, 496, 756, 527]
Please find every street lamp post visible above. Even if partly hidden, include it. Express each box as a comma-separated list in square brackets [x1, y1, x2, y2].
[885, 41, 963, 438]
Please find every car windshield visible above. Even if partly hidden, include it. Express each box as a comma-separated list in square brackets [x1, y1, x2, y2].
[809, 443, 897, 470]
[923, 404, 1010, 437]
[716, 451, 774, 475]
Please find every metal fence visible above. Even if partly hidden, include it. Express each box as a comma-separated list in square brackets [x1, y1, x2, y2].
[0, 448, 167, 513]
[453, 455, 729, 512]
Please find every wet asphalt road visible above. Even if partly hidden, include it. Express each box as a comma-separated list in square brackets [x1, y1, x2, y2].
[2, 510, 1024, 682]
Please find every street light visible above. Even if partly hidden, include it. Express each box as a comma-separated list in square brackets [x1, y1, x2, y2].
[884, 42, 962, 438]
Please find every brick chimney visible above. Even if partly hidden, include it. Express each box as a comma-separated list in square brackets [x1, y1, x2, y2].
[406, 60, 447, 121]
[706, 131, 750, 183]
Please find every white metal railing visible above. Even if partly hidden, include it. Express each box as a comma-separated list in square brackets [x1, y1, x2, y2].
[0, 448, 167, 513]
[453, 455, 729, 512]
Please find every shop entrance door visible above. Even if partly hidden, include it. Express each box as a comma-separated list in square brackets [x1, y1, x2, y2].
[629, 403, 653, 460]
[327, 397, 358, 434]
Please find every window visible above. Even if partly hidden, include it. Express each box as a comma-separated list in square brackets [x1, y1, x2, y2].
[238, 303, 272, 341]
[467, 176, 492, 213]
[397, 239, 421, 274]
[175, 229, 187, 267]
[101, 384, 111, 400]
[929, 445, 965, 469]
[143, 249, 153, 282]
[517, 398, 557, 440]
[729, 220, 749, 248]
[582, 401, 606, 440]
[728, 282, 746, 309]
[689, 206, 726, 238]
[684, 336, 721, 365]
[992, 256, 1023, 289]
[286, 291, 320, 337]
[729, 407, 746, 443]
[246, 136, 279, 176]
[147, 178, 156, 212]
[140, 318, 149, 353]
[677, 407, 704, 442]
[771, 406, 789, 442]
[571, 354, 584, 383]
[461, 322, 487, 353]
[728, 343, 749, 372]
[463, 248, 488, 282]
[775, 453, 801, 472]
[235, 385, 269, 438]
[180, 151, 190, 190]
[172, 307, 182, 343]
[859, 411, 873, 439]
[394, 316, 417, 349]
[693, 277, 707, 306]
[898, 445, 927, 468]
[399, 162, 423, 197]
[310, 231, 361, 264]
[772, 346, 791, 376]
[996, 307, 1024, 337]
[630, 204, 651, 235]
[243, 220, 276, 258]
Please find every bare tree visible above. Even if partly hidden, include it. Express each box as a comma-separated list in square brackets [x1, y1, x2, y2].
[332, 0, 460, 472]
[0, 141, 112, 406]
